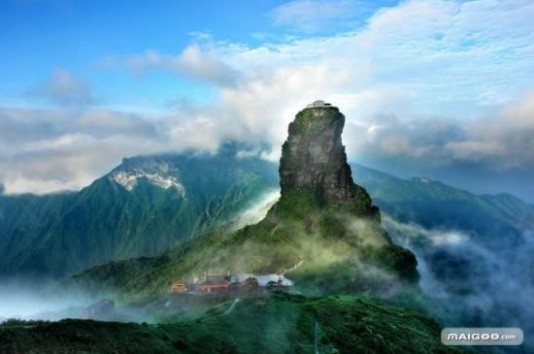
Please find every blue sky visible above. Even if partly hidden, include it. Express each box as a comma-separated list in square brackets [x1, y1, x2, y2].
[0, 1, 275, 106]
[0, 0, 533, 201]
[0, 0, 396, 108]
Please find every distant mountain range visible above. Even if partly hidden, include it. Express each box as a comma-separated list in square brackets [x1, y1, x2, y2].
[0, 146, 277, 278]
[67, 106, 421, 301]
[57, 106, 533, 354]
[3, 105, 533, 353]
[1, 148, 533, 280]
[355, 164, 534, 244]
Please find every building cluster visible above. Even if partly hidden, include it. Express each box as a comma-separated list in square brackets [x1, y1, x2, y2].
[170, 272, 294, 295]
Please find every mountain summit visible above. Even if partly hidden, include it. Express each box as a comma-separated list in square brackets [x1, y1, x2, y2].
[280, 100, 378, 217]
[70, 102, 418, 299]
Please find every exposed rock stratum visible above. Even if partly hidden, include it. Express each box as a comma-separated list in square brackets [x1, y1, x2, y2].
[279, 101, 379, 217]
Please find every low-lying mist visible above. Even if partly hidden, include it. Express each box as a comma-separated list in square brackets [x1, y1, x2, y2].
[0, 279, 166, 324]
[0, 191, 282, 324]
[230, 189, 280, 230]
[212, 199, 411, 298]
[2, 189, 532, 351]
[0, 279, 93, 321]
[383, 215, 534, 345]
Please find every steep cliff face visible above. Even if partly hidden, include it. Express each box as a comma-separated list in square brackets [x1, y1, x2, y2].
[67, 102, 419, 300]
[279, 103, 378, 217]
[264, 102, 417, 281]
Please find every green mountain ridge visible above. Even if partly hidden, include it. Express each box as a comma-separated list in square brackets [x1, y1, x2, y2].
[354, 164, 534, 241]
[2, 154, 532, 281]
[4, 103, 532, 353]
[65, 189, 418, 301]
[65, 105, 419, 301]
[0, 148, 278, 278]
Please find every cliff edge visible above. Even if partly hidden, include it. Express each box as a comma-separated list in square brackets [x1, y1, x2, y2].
[280, 101, 378, 217]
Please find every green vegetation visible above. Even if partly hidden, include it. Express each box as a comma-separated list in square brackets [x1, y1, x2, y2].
[66, 187, 416, 302]
[0, 293, 463, 354]
[271, 189, 321, 219]
[349, 184, 374, 215]
[0, 149, 277, 278]
[61, 161, 533, 315]
[292, 106, 341, 134]
[354, 164, 534, 242]
[3, 155, 530, 279]
[4, 156, 532, 352]
[294, 106, 339, 124]
[361, 244, 418, 281]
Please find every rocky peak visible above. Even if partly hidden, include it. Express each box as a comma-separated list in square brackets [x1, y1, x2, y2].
[279, 101, 378, 217]
[110, 156, 186, 196]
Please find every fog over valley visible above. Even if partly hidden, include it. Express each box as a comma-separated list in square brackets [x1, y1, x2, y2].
[0, 1, 532, 353]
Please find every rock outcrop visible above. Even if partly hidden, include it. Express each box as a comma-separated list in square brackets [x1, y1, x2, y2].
[64, 101, 419, 298]
[279, 101, 378, 217]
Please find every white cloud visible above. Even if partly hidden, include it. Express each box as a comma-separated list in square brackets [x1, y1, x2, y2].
[110, 45, 240, 87]
[217, 0, 534, 166]
[32, 68, 95, 106]
[349, 89, 534, 170]
[0, 108, 185, 194]
[3, 0, 534, 195]
[382, 215, 469, 248]
[444, 140, 505, 162]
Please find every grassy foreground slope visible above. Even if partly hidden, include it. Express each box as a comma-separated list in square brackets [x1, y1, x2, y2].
[0, 292, 462, 354]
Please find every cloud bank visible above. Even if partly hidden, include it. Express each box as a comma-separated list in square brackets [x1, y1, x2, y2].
[383, 216, 534, 344]
[1, 0, 533, 199]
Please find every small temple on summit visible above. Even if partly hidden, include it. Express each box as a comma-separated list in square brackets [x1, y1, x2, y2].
[306, 100, 332, 108]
